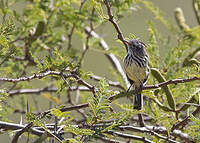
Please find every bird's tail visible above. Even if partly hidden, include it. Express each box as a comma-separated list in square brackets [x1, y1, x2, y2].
[133, 93, 143, 110]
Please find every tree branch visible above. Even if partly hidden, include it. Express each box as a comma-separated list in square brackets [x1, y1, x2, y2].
[1, 71, 199, 101]
[90, 74, 125, 90]
[85, 27, 130, 88]
[0, 71, 65, 82]
[8, 87, 58, 97]
[171, 106, 200, 131]
[97, 136, 126, 143]
[0, 70, 97, 95]
[106, 130, 154, 143]
[9, 86, 91, 97]
[11, 122, 33, 143]
[0, 121, 43, 136]
[104, 0, 128, 50]
[143, 76, 200, 90]
[120, 126, 179, 143]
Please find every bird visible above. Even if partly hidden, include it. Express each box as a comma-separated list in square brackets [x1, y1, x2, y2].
[123, 39, 149, 110]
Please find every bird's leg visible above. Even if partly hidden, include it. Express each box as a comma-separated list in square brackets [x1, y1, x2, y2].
[138, 83, 143, 93]
[127, 84, 133, 92]
[127, 82, 136, 93]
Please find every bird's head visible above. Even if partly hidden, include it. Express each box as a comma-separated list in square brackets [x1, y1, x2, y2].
[124, 39, 146, 57]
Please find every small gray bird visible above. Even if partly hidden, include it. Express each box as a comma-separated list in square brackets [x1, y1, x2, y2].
[123, 39, 149, 110]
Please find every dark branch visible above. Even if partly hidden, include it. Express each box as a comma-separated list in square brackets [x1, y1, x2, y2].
[11, 122, 33, 143]
[120, 126, 179, 143]
[104, 0, 128, 50]
[0, 121, 43, 136]
[85, 27, 130, 88]
[106, 130, 154, 143]
[172, 106, 200, 131]
[8, 86, 90, 97]
[97, 136, 126, 143]
[8, 87, 58, 97]
[143, 76, 200, 90]
[90, 75, 125, 90]
[38, 103, 89, 117]
[0, 71, 65, 82]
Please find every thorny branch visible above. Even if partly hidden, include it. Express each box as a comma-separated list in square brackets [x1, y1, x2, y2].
[8, 87, 58, 97]
[97, 136, 126, 143]
[0, 70, 199, 96]
[104, 0, 129, 50]
[171, 106, 200, 131]
[0, 121, 43, 136]
[106, 130, 154, 143]
[8, 86, 91, 97]
[0, 71, 64, 82]
[79, 8, 95, 66]
[0, 120, 192, 143]
[85, 27, 130, 88]
[67, 0, 88, 50]
[118, 126, 180, 143]
[143, 76, 200, 90]
[11, 122, 33, 143]
[90, 74, 125, 90]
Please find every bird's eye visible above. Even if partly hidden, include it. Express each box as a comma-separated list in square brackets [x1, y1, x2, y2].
[138, 44, 143, 49]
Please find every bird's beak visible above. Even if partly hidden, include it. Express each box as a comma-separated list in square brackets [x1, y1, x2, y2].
[124, 40, 130, 46]
[123, 40, 130, 52]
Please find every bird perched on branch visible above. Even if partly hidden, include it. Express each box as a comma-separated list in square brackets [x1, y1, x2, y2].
[123, 39, 149, 110]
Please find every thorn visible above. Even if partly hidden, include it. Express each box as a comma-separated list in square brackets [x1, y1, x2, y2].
[27, 100, 29, 113]
[20, 115, 23, 125]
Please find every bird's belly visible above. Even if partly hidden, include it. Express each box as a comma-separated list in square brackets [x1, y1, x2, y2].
[124, 62, 148, 87]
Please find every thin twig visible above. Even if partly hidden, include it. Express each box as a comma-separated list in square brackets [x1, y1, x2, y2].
[97, 136, 126, 143]
[138, 113, 145, 127]
[67, 0, 87, 50]
[38, 103, 89, 117]
[0, 71, 65, 82]
[8, 86, 91, 97]
[90, 74, 125, 90]
[107, 130, 154, 143]
[1, 71, 199, 98]
[193, 0, 200, 24]
[12, 122, 33, 143]
[8, 87, 58, 96]
[119, 126, 180, 143]
[1, 70, 97, 94]
[0, 121, 43, 136]
[79, 8, 95, 66]
[143, 76, 200, 90]
[171, 106, 200, 131]
[104, 0, 128, 50]
[93, 123, 192, 143]
[85, 27, 130, 88]
[67, 24, 75, 50]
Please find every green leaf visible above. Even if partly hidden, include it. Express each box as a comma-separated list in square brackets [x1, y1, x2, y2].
[33, 132, 48, 143]
[0, 35, 9, 49]
[64, 125, 95, 136]
[178, 94, 199, 112]
[51, 108, 71, 119]
[91, 0, 105, 19]
[153, 98, 173, 112]
[66, 138, 81, 143]
[33, 21, 46, 38]
[151, 68, 176, 110]
[99, 78, 109, 92]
